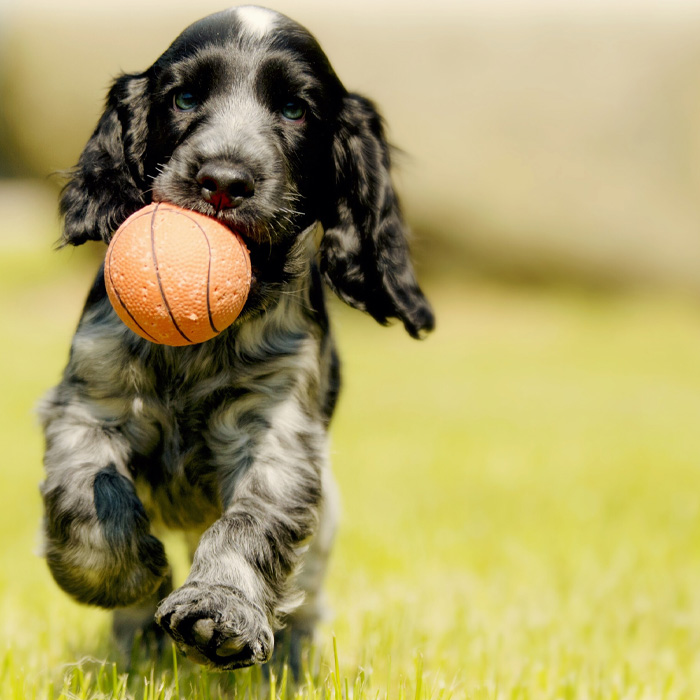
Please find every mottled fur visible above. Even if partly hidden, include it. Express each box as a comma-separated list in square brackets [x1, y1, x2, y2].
[39, 5, 433, 672]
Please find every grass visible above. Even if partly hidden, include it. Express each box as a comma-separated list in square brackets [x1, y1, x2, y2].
[3, 237, 700, 698]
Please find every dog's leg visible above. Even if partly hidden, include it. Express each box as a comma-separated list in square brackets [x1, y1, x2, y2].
[155, 415, 326, 670]
[272, 465, 339, 677]
[40, 392, 169, 610]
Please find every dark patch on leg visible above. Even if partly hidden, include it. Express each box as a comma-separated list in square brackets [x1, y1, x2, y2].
[94, 463, 149, 544]
[41, 464, 168, 609]
[93, 464, 168, 578]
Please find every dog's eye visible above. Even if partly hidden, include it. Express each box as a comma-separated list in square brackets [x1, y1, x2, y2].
[173, 91, 199, 112]
[280, 100, 306, 122]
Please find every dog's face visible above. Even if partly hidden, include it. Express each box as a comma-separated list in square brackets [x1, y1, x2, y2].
[60, 5, 434, 338]
[148, 7, 342, 247]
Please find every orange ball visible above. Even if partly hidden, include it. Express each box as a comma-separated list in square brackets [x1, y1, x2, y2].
[104, 203, 251, 346]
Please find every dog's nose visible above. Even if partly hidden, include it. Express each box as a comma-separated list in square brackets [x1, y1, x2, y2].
[196, 163, 255, 210]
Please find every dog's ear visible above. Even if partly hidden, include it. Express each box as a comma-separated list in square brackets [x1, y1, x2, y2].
[320, 93, 434, 339]
[59, 73, 150, 246]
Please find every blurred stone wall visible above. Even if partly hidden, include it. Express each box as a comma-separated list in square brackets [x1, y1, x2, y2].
[2, 0, 700, 292]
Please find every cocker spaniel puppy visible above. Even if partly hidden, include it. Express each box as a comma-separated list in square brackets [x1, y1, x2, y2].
[39, 5, 433, 672]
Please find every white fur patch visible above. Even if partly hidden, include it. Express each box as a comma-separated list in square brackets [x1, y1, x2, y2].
[236, 6, 277, 38]
[215, 550, 265, 604]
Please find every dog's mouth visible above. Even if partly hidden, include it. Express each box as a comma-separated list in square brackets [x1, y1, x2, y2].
[149, 181, 309, 315]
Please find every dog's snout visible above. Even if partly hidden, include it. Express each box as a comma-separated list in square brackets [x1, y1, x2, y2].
[196, 163, 255, 210]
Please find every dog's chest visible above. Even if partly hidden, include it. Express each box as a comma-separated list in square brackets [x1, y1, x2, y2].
[118, 343, 312, 530]
[123, 375, 229, 530]
[75, 300, 322, 530]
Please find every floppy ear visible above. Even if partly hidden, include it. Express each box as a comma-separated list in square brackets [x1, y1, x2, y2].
[59, 73, 150, 246]
[320, 93, 434, 339]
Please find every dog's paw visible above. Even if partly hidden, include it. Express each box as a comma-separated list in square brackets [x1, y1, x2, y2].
[155, 582, 273, 669]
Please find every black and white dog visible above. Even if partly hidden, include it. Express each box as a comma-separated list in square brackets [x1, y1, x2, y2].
[39, 5, 433, 671]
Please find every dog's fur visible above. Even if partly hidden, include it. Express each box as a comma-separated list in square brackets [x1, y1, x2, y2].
[39, 5, 433, 671]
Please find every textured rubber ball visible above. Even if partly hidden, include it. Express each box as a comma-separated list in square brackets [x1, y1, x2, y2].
[104, 203, 252, 346]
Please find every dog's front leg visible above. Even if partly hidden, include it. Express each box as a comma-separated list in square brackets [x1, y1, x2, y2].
[155, 418, 324, 670]
[40, 393, 169, 610]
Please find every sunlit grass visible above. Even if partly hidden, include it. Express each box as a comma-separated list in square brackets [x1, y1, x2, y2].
[3, 240, 700, 698]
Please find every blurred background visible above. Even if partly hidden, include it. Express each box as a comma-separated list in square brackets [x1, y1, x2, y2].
[2, 0, 700, 290]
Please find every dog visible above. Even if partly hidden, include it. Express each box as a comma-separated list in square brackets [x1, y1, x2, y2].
[39, 5, 433, 672]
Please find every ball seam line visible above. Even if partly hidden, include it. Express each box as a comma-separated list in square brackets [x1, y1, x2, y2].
[105, 225, 159, 344]
[151, 204, 193, 344]
[188, 214, 219, 335]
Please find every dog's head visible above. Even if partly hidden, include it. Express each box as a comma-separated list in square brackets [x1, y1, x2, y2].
[60, 5, 433, 338]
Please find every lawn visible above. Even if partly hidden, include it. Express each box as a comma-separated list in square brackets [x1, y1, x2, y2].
[2, 236, 700, 698]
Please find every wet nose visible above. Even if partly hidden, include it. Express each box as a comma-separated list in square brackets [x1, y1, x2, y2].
[196, 162, 255, 210]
